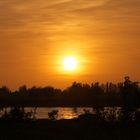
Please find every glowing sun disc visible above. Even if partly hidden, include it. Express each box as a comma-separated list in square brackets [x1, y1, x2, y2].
[63, 57, 77, 71]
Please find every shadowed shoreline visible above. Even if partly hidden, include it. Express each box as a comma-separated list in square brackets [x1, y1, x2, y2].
[0, 118, 140, 140]
[0, 76, 140, 139]
[0, 106, 140, 140]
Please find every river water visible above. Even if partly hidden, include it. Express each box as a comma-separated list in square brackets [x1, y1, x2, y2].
[25, 107, 122, 120]
[26, 107, 94, 119]
[1, 107, 123, 120]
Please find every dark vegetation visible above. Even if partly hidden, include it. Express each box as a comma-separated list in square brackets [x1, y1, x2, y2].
[0, 106, 140, 140]
[0, 107, 36, 121]
[0, 76, 140, 140]
[0, 76, 139, 107]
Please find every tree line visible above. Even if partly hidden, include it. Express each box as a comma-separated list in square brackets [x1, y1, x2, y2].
[0, 76, 139, 107]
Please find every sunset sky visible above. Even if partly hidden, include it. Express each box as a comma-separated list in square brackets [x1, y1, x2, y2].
[0, 0, 140, 90]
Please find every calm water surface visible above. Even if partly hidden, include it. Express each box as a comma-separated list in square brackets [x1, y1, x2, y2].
[26, 107, 94, 119]
[2, 107, 122, 120]
[25, 107, 122, 120]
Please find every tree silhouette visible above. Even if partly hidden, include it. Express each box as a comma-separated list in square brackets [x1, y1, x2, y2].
[0, 76, 139, 109]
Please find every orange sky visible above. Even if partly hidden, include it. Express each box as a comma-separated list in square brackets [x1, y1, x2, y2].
[0, 0, 140, 90]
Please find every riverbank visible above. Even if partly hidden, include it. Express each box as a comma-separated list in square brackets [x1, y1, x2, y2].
[0, 119, 140, 140]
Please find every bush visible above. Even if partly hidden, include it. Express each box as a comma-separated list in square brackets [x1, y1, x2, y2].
[48, 110, 58, 121]
[1, 107, 36, 121]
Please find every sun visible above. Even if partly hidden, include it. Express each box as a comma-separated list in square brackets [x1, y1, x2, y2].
[63, 56, 78, 71]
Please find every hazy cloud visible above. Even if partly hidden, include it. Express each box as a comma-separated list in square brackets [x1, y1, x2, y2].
[0, 0, 140, 89]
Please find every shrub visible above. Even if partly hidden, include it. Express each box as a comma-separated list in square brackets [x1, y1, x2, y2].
[48, 110, 58, 121]
[1, 107, 36, 121]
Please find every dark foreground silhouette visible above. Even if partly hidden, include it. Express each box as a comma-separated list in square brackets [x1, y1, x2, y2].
[0, 117, 140, 140]
[0, 107, 140, 140]
[0, 76, 140, 139]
